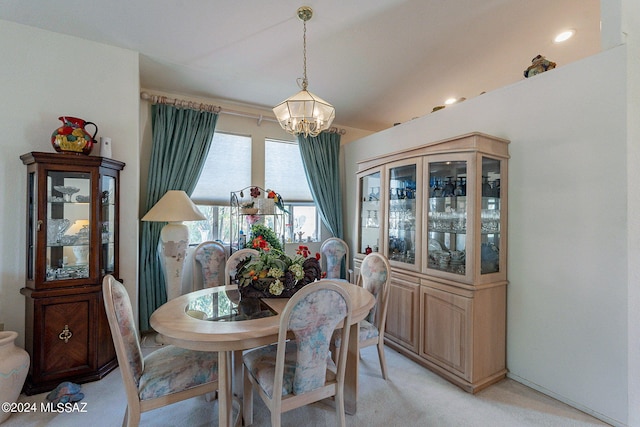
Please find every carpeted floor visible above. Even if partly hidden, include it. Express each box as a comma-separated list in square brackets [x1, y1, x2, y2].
[3, 339, 608, 427]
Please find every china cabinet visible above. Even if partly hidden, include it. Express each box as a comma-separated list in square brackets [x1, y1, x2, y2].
[355, 132, 508, 393]
[230, 186, 286, 253]
[20, 152, 124, 394]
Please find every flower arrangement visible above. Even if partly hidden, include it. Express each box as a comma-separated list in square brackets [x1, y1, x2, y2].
[250, 224, 283, 252]
[235, 237, 321, 298]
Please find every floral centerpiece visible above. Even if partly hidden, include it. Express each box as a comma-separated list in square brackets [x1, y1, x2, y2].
[235, 237, 321, 298]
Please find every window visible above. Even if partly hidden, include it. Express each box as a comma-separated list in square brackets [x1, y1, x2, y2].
[286, 203, 318, 243]
[266, 139, 318, 243]
[188, 132, 251, 244]
[188, 134, 320, 245]
[186, 205, 231, 244]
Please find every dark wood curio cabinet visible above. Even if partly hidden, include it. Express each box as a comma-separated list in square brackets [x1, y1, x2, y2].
[20, 152, 125, 395]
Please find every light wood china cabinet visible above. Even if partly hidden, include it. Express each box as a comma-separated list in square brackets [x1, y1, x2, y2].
[354, 132, 509, 393]
[20, 152, 124, 394]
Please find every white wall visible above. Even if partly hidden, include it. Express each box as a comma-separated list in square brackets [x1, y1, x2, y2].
[0, 20, 141, 343]
[623, 0, 640, 424]
[344, 46, 629, 425]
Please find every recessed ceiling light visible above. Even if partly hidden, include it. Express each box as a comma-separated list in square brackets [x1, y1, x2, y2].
[554, 29, 575, 43]
[444, 98, 457, 105]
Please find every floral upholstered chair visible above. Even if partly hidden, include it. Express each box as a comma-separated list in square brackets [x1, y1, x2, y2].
[333, 252, 391, 379]
[320, 237, 353, 283]
[225, 248, 259, 286]
[192, 241, 227, 291]
[102, 275, 218, 427]
[242, 280, 353, 427]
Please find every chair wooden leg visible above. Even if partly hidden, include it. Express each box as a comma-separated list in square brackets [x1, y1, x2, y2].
[123, 406, 140, 427]
[377, 340, 388, 380]
[271, 410, 281, 427]
[336, 387, 346, 427]
[242, 366, 254, 426]
[233, 350, 243, 395]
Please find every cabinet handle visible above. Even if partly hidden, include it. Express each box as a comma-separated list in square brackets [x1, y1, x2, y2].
[58, 325, 73, 343]
[37, 220, 43, 231]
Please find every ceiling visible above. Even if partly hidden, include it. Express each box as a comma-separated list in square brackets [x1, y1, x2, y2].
[0, 0, 601, 132]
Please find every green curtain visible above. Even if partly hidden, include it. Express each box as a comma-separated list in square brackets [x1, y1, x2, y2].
[297, 132, 343, 238]
[139, 104, 218, 331]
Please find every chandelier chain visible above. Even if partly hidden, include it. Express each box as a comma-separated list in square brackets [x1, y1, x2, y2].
[302, 19, 308, 90]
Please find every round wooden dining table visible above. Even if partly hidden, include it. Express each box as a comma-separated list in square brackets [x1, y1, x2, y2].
[150, 281, 375, 427]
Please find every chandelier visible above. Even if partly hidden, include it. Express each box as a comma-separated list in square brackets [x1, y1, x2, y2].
[273, 6, 335, 138]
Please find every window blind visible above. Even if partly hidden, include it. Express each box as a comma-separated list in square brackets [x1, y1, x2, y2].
[191, 132, 252, 204]
[265, 139, 313, 202]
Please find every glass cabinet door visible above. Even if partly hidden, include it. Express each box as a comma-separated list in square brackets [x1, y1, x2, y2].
[426, 159, 468, 276]
[45, 170, 91, 281]
[358, 171, 382, 255]
[387, 161, 419, 267]
[480, 157, 501, 275]
[101, 175, 117, 275]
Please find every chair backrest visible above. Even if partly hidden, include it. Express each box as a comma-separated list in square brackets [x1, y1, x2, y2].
[192, 241, 227, 290]
[225, 248, 259, 286]
[276, 280, 352, 395]
[102, 275, 144, 394]
[359, 252, 391, 330]
[320, 238, 349, 280]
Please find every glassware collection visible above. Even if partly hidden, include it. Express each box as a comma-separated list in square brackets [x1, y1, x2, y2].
[358, 153, 502, 277]
[359, 172, 381, 255]
[387, 165, 417, 264]
[44, 173, 116, 281]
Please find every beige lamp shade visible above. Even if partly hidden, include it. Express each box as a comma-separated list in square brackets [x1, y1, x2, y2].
[141, 190, 206, 223]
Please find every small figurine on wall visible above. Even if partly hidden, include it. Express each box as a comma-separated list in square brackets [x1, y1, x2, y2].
[524, 54, 556, 78]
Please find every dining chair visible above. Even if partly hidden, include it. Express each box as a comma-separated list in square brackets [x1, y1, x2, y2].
[225, 248, 259, 286]
[102, 275, 219, 427]
[320, 237, 353, 283]
[332, 252, 391, 379]
[224, 247, 260, 393]
[242, 280, 353, 427]
[192, 240, 227, 291]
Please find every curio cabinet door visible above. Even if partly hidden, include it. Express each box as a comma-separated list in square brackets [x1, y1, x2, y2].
[356, 168, 384, 256]
[385, 159, 421, 271]
[424, 154, 472, 283]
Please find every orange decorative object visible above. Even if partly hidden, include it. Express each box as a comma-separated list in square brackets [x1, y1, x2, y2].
[51, 116, 98, 155]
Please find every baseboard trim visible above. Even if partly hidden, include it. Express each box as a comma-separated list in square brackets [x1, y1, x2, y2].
[506, 372, 623, 427]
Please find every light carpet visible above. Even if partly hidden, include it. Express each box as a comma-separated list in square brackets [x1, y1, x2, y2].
[3, 341, 608, 427]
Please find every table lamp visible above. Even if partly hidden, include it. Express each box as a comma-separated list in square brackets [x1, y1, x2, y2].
[142, 190, 206, 300]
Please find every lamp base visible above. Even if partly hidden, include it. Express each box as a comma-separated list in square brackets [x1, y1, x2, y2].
[159, 222, 189, 301]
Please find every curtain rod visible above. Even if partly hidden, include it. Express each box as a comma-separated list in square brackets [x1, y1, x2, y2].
[140, 91, 346, 134]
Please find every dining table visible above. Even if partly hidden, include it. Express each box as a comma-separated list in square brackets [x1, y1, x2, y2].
[149, 281, 375, 427]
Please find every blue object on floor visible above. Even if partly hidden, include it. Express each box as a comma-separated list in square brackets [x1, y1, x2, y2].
[45, 381, 84, 404]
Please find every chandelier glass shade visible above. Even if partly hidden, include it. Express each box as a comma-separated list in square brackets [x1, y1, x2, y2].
[273, 6, 335, 138]
[273, 88, 335, 138]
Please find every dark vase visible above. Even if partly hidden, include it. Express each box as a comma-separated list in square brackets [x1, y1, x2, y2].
[238, 258, 321, 298]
